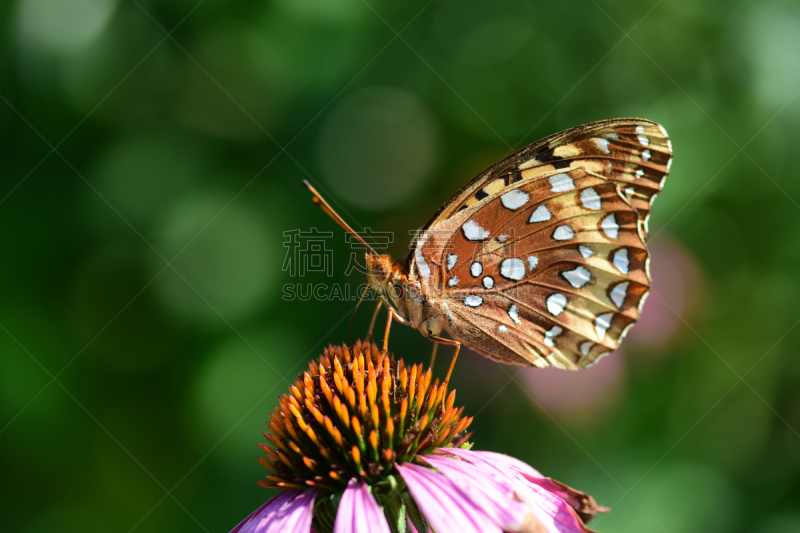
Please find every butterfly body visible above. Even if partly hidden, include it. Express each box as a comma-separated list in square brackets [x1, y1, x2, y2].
[365, 254, 449, 339]
[310, 118, 672, 372]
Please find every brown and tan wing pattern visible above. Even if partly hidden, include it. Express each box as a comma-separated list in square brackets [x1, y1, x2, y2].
[413, 118, 670, 242]
[409, 119, 671, 369]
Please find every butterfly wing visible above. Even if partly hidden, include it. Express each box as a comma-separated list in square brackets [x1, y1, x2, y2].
[409, 118, 671, 369]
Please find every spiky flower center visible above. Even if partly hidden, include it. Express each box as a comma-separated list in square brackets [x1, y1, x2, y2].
[257, 340, 472, 492]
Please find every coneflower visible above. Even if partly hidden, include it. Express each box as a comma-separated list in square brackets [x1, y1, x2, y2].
[231, 340, 606, 533]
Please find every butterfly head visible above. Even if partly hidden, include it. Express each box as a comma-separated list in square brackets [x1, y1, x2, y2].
[365, 253, 433, 333]
[302, 181, 420, 321]
[365, 253, 416, 308]
[365, 254, 399, 294]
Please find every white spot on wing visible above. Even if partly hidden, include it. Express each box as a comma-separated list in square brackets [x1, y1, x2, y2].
[447, 254, 458, 271]
[610, 281, 629, 308]
[585, 352, 610, 368]
[612, 248, 629, 273]
[580, 341, 593, 356]
[635, 125, 645, 134]
[579, 245, 594, 259]
[605, 132, 619, 139]
[500, 189, 530, 210]
[595, 138, 610, 154]
[563, 266, 592, 288]
[553, 225, 575, 241]
[464, 295, 483, 308]
[549, 173, 575, 192]
[595, 312, 614, 340]
[580, 187, 602, 210]
[529, 205, 552, 223]
[546, 293, 567, 316]
[636, 169, 644, 179]
[638, 134, 650, 146]
[415, 243, 430, 282]
[620, 323, 634, 341]
[462, 219, 490, 241]
[508, 305, 521, 324]
[527, 256, 538, 271]
[498, 325, 508, 333]
[500, 258, 526, 281]
[448, 276, 459, 287]
[544, 325, 563, 347]
[642, 149, 651, 161]
[601, 214, 619, 239]
[482, 276, 494, 289]
[470, 262, 483, 277]
[638, 291, 650, 313]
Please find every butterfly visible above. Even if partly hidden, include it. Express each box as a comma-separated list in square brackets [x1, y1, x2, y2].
[305, 118, 672, 381]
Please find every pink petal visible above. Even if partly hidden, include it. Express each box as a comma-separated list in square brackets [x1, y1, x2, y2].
[439, 449, 605, 525]
[334, 479, 391, 533]
[517, 483, 595, 533]
[397, 462, 503, 533]
[422, 454, 529, 531]
[445, 449, 597, 533]
[521, 477, 598, 518]
[405, 518, 433, 533]
[438, 448, 544, 479]
[231, 489, 318, 533]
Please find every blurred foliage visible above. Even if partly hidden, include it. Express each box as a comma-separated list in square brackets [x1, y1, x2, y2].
[1, 0, 799, 532]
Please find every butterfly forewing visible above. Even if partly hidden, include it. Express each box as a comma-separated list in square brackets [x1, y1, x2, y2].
[410, 119, 671, 369]
[416, 119, 670, 237]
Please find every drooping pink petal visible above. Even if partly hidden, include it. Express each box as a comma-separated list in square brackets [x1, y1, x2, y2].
[422, 454, 529, 531]
[436, 449, 596, 533]
[439, 448, 544, 479]
[472, 450, 604, 523]
[334, 478, 391, 533]
[397, 462, 504, 533]
[231, 489, 318, 533]
[521, 476, 606, 524]
[440, 448, 605, 523]
[517, 481, 597, 533]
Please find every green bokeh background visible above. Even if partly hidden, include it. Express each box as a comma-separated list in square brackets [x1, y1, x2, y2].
[2, 0, 800, 531]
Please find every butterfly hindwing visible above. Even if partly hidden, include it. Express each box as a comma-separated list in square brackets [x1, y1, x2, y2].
[409, 119, 671, 369]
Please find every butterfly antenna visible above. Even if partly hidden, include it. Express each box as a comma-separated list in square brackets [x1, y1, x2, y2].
[302, 180, 378, 256]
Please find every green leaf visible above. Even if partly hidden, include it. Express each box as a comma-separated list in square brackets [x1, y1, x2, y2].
[311, 492, 341, 533]
[377, 490, 407, 533]
[401, 490, 429, 533]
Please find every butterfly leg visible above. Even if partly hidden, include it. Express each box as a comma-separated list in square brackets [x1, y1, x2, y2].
[366, 300, 383, 341]
[428, 335, 461, 384]
[429, 343, 438, 371]
[383, 307, 410, 352]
